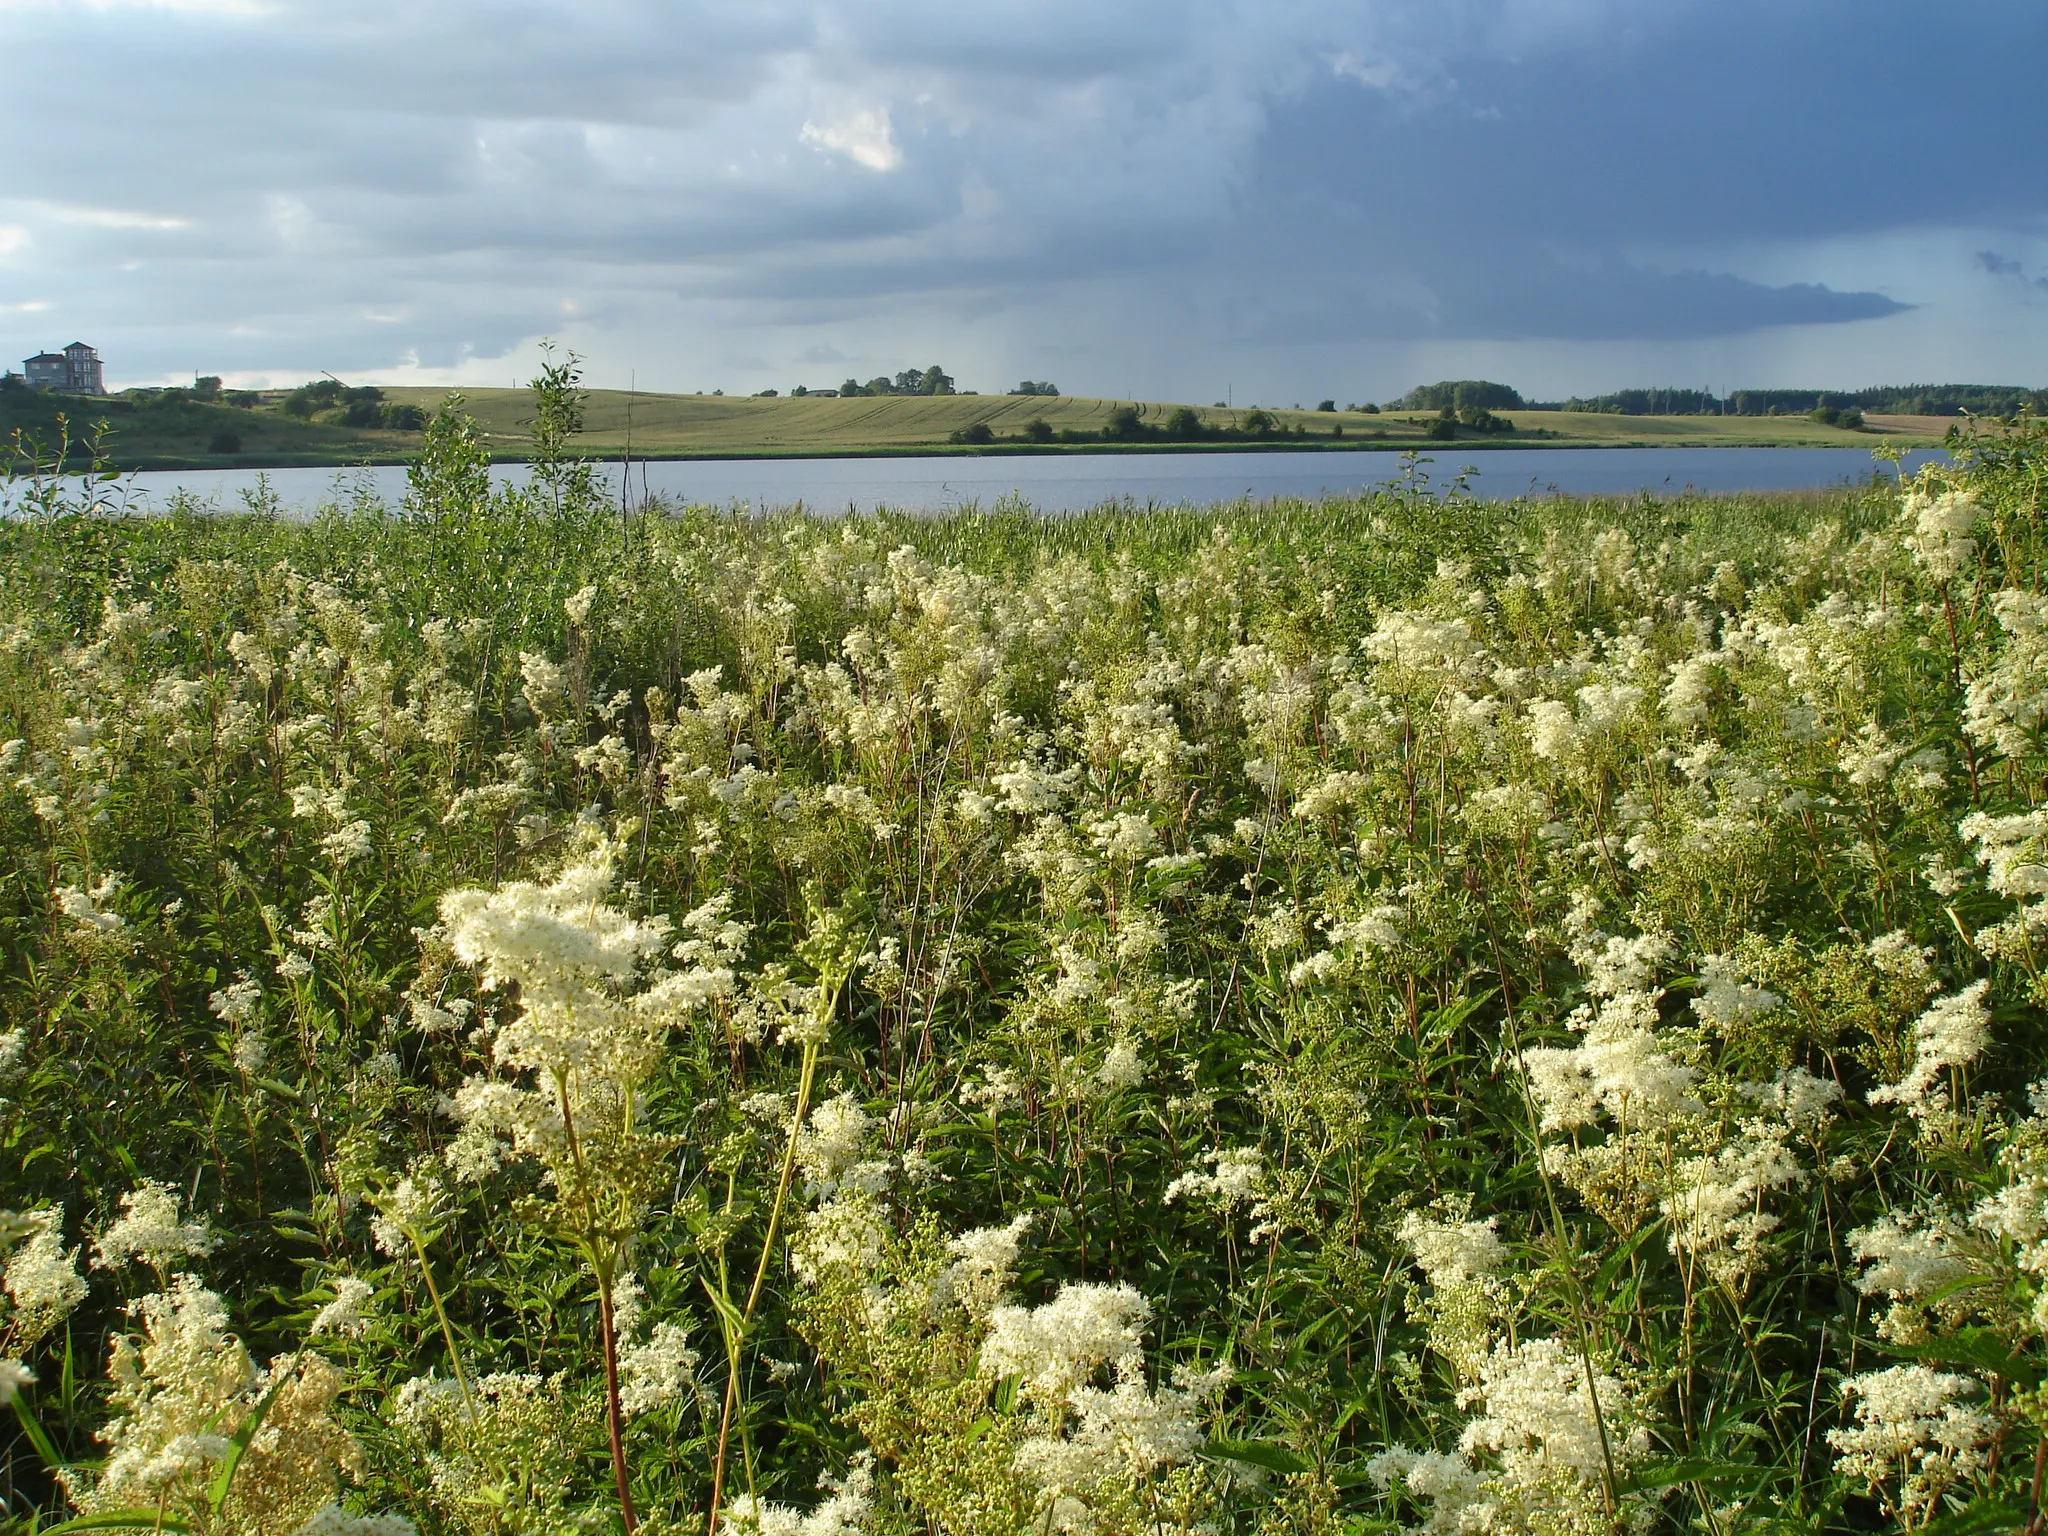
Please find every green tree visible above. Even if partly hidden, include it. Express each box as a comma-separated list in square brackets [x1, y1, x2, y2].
[1106, 405, 1147, 440]
[404, 393, 492, 524]
[1165, 407, 1204, 441]
[525, 342, 600, 525]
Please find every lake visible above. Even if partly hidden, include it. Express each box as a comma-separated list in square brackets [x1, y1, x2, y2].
[110, 445, 1947, 516]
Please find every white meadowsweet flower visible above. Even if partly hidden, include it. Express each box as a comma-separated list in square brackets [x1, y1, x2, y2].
[1660, 1119, 1805, 1286]
[617, 1322, 701, 1416]
[940, 1214, 1033, 1318]
[1849, 1213, 1971, 1303]
[795, 1092, 873, 1190]
[1327, 905, 1405, 952]
[92, 1181, 215, 1273]
[725, 1453, 873, 1536]
[4, 1208, 88, 1345]
[1869, 980, 1993, 1114]
[1827, 1365, 1992, 1520]
[291, 1505, 417, 1536]
[1752, 1066, 1844, 1133]
[979, 1282, 1150, 1405]
[1164, 1147, 1265, 1213]
[308, 1276, 375, 1340]
[1087, 811, 1159, 862]
[1397, 1212, 1506, 1287]
[56, 873, 128, 937]
[1094, 1039, 1146, 1092]
[0, 1358, 32, 1406]
[1901, 487, 1981, 580]
[207, 977, 262, 1028]
[232, 1032, 270, 1074]
[1692, 953, 1782, 1031]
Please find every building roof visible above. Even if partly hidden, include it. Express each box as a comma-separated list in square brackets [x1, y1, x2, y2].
[25, 352, 64, 364]
[63, 342, 94, 352]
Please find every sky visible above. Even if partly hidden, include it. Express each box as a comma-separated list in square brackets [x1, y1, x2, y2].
[3, 0, 2045, 403]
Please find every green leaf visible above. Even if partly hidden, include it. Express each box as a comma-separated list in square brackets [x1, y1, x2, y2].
[11, 1392, 65, 1470]
[1882, 1328, 2040, 1388]
[1204, 1438, 1310, 1476]
[1912, 1499, 2025, 1536]
[1619, 1458, 1771, 1494]
[40, 1512, 194, 1534]
[206, 1370, 290, 1516]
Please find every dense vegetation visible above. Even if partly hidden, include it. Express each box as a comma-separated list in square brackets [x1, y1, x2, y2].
[2, 376, 2046, 1534]
[834, 369, 958, 399]
[0, 376, 423, 471]
[1393, 382, 1527, 414]
[1546, 385, 2048, 419]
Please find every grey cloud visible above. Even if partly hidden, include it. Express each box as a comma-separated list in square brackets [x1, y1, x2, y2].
[0, 0, 2040, 391]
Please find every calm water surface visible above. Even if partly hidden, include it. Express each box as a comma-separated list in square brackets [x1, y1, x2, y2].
[114, 446, 1948, 516]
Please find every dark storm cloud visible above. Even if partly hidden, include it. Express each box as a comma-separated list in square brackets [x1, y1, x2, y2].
[0, 0, 2040, 388]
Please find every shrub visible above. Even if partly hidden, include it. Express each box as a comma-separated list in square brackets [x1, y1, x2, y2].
[1105, 405, 1147, 440]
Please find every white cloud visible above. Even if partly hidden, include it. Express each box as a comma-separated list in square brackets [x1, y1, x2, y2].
[0, 0, 274, 13]
[800, 107, 902, 172]
[0, 225, 29, 258]
[38, 204, 190, 231]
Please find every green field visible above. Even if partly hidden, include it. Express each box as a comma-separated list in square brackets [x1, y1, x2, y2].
[4, 375, 1952, 471]
[382, 387, 1947, 456]
[1, 405, 2045, 1533]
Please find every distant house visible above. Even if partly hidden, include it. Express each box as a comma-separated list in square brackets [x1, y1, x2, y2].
[21, 342, 106, 395]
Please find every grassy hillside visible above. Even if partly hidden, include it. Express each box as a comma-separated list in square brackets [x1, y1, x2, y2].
[381, 387, 1942, 457]
[0, 379, 422, 471]
[5, 378, 1954, 470]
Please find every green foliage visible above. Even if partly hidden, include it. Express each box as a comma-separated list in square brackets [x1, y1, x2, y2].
[2, 416, 2047, 1533]
[1397, 379, 1526, 412]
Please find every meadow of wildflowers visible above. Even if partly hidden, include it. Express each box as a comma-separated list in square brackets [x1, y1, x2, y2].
[1, 382, 2045, 1535]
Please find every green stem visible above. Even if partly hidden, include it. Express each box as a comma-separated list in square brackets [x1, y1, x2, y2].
[406, 1230, 477, 1426]
[706, 1018, 828, 1536]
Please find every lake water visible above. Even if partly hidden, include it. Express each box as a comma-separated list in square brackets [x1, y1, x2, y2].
[110, 445, 1947, 516]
